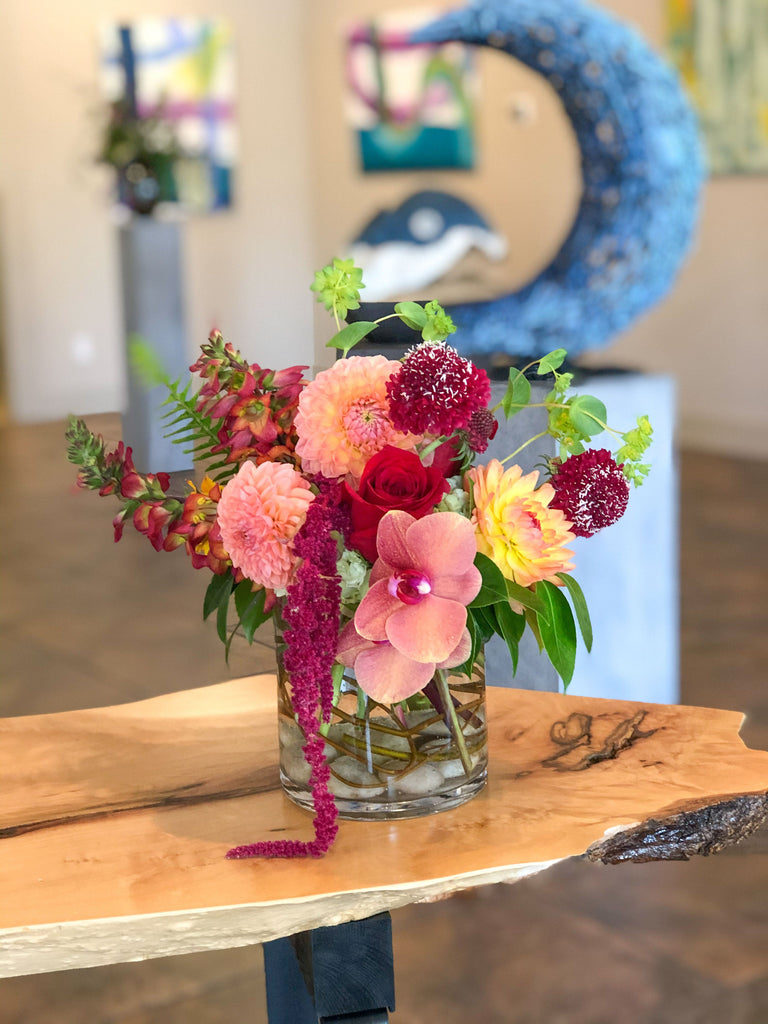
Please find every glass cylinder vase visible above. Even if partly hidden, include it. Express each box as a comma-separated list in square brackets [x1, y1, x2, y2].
[275, 629, 487, 821]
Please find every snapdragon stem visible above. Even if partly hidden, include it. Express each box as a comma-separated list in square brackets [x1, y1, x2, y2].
[435, 669, 472, 776]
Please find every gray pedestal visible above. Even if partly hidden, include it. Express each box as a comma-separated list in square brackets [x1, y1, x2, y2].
[118, 219, 192, 474]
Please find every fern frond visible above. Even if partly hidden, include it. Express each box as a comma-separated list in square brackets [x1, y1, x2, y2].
[160, 376, 221, 463]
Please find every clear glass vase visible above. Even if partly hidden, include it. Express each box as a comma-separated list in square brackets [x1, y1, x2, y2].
[275, 627, 487, 821]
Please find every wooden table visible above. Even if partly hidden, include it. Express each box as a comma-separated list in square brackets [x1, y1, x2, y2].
[2, 676, 767, 1014]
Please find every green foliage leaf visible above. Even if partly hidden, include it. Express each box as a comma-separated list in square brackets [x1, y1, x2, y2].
[525, 607, 544, 651]
[536, 580, 577, 688]
[505, 579, 548, 620]
[471, 604, 499, 642]
[537, 349, 567, 375]
[556, 573, 593, 652]
[128, 334, 169, 388]
[216, 591, 231, 644]
[459, 609, 481, 677]
[469, 552, 510, 607]
[493, 601, 526, 674]
[394, 301, 427, 330]
[203, 572, 233, 621]
[501, 369, 531, 419]
[325, 321, 378, 354]
[233, 581, 270, 643]
[311, 258, 364, 319]
[567, 395, 607, 437]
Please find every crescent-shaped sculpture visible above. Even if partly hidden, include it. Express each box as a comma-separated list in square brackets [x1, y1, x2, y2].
[411, 0, 705, 357]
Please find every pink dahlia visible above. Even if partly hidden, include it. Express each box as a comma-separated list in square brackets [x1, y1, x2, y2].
[386, 341, 491, 436]
[341, 510, 481, 703]
[549, 449, 630, 538]
[294, 356, 421, 482]
[217, 460, 315, 589]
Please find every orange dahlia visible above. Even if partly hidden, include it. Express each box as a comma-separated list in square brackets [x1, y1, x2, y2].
[294, 356, 421, 482]
[468, 460, 575, 588]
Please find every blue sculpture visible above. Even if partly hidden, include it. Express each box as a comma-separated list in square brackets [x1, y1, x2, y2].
[412, 0, 705, 357]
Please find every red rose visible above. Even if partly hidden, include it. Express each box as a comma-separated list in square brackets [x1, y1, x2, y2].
[342, 446, 450, 562]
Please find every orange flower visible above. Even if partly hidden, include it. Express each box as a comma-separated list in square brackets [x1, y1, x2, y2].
[294, 356, 420, 482]
[217, 460, 315, 590]
[468, 460, 575, 588]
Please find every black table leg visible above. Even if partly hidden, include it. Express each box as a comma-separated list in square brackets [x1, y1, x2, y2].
[263, 911, 395, 1023]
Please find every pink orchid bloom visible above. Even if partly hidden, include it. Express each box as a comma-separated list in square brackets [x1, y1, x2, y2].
[343, 510, 481, 703]
[336, 618, 472, 705]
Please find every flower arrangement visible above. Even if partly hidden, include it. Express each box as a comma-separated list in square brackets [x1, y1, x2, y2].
[66, 258, 653, 859]
[97, 97, 181, 214]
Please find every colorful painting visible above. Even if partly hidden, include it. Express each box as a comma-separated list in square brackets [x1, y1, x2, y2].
[345, 8, 476, 172]
[99, 19, 236, 212]
[665, 0, 768, 174]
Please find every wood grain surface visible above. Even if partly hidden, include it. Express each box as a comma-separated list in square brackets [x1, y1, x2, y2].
[1, 674, 767, 977]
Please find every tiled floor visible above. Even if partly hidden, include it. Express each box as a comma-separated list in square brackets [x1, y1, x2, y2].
[1, 417, 766, 1023]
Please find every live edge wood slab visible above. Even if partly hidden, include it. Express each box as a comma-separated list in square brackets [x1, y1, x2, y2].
[1, 676, 767, 979]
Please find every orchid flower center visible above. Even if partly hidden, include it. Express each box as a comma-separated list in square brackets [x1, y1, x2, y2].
[388, 569, 432, 605]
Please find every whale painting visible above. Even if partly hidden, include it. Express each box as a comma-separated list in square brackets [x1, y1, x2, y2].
[348, 190, 507, 300]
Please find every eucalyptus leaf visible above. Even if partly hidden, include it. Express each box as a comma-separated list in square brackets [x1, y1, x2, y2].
[537, 348, 567, 375]
[568, 395, 607, 437]
[536, 580, 577, 687]
[501, 369, 531, 419]
[394, 301, 427, 330]
[325, 321, 378, 354]
[556, 572, 593, 652]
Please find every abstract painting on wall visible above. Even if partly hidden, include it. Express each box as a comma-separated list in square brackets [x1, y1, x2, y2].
[665, 0, 768, 174]
[98, 19, 236, 212]
[345, 8, 476, 172]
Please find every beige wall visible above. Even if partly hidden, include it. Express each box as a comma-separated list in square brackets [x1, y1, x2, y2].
[1, 1, 765, 456]
[306, 0, 768, 458]
[0, 0, 315, 423]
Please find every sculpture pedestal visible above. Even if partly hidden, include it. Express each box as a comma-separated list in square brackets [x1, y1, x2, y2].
[118, 219, 192, 474]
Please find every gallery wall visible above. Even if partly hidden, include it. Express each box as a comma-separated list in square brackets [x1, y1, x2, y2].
[305, 0, 768, 458]
[0, 0, 315, 423]
[0, 0, 765, 458]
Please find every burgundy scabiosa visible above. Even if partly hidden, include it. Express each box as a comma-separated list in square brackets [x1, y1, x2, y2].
[386, 341, 491, 437]
[548, 448, 630, 538]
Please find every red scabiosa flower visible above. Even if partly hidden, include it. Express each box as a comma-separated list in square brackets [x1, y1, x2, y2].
[460, 408, 499, 454]
[548, 449, 630, 538]
[386, 341, 491, 437]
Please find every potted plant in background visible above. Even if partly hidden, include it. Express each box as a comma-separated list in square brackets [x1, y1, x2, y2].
[97, 97, 181, 215]
[66, 258, 653, 858]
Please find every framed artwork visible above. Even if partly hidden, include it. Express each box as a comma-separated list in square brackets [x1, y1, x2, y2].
[98, 18, 237, 212]
[345, 8, 476, 172]
[665, 0, 768, 174]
